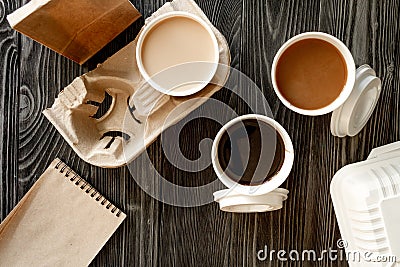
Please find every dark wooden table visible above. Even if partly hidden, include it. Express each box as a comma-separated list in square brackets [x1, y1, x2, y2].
[1, 0, 399, 266]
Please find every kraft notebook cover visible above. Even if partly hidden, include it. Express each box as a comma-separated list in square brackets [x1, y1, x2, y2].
[0, 159, 126, 267]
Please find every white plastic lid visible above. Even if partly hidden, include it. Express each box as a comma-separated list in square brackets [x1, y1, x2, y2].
[213, 188, 289, 213]
[331, 65, 382, 137]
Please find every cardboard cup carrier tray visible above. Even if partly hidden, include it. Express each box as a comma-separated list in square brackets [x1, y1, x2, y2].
[42, 0, 231, 168]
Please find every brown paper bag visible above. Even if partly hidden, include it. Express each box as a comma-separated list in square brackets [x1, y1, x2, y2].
[0, 159, 126, 267]
[7, 0, 141, 64]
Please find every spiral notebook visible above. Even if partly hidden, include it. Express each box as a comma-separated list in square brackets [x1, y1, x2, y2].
[0, 159, 126, 267]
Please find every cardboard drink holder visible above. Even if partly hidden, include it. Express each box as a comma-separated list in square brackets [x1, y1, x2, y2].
[42, 0, 231, 168]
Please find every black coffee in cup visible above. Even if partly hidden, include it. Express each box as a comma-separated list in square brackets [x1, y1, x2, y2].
[217, 119, 285, 186]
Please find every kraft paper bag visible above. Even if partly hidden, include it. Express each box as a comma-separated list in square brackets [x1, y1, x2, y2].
[0, 159, 126, 267]
[7, 0, 141, 64]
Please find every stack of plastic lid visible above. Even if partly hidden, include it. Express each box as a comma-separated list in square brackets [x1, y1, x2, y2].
[331, 65, 382, 137]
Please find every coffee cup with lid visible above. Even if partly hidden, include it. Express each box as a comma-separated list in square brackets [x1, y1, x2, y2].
[271, 32, 382, 137]
[211, 114, 294, 213]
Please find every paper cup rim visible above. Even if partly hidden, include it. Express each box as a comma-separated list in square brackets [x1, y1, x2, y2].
[271, 32, 356, 116]
[211, 114, 294, 196]
[136, 11, 220, 97]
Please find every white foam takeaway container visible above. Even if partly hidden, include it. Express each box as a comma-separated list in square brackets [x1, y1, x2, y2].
[331, 141, 400, 267]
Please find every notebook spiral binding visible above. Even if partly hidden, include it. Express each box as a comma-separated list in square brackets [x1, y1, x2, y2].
[54, 160, 122, 217]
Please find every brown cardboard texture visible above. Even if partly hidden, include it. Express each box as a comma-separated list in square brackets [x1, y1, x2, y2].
[7, 0, 141, 64]
[43, 0, 231, 168]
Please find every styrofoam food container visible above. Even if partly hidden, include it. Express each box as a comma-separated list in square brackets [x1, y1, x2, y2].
[331, 141, 400, 266]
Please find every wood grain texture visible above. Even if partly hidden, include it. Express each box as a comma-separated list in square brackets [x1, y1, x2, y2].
[0, 0, 19, 222]
[1, 0, 400, 266]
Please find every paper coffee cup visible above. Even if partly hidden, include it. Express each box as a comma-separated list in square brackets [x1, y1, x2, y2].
[211, 114, 294, 196]
[136, 11, 220, 97]
[271, 32, 356, 116]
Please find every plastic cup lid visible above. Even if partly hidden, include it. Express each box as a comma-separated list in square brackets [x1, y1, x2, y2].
[213, 188, 289, 213]
[331, 65, 382, 137]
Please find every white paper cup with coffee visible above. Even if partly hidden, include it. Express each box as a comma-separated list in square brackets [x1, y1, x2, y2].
[271, 32, 382, 137]
[271, 32, 356, 116]
[136, 11, 220, 96]
[212, 114, 294, 213]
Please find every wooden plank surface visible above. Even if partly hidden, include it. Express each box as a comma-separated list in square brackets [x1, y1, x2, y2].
[1, 0, 400, 266]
